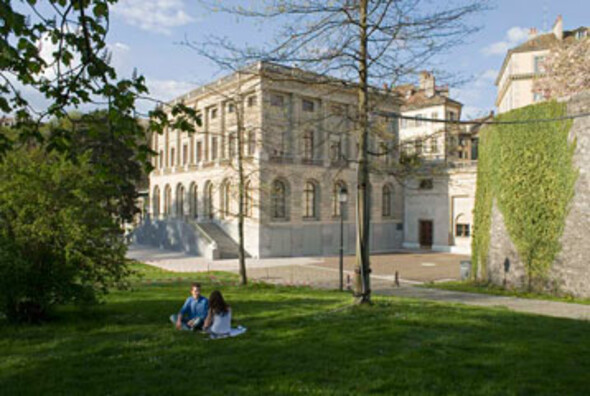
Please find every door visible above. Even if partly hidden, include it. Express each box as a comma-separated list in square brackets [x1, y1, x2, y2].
[419, 220, 433, 248]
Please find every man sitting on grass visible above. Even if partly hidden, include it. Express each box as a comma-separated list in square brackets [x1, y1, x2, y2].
[170, 282, 209, 331]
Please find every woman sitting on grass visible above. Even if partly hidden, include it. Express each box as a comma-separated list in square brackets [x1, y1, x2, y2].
[204, 290, 231, 337]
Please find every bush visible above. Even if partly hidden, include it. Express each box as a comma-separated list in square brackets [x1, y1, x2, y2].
[0, 149, 131, 323]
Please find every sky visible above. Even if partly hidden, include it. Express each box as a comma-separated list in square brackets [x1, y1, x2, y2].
[14, 0, 590, 119]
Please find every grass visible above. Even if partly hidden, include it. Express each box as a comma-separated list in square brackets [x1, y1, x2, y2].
[1, 264, 589, 395]
[423, 280, 590, 305]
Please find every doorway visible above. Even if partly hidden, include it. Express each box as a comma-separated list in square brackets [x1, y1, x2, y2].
[419, 220, 433, 248]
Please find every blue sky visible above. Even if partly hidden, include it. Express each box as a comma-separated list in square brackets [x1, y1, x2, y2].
[19, 0, 590, 119]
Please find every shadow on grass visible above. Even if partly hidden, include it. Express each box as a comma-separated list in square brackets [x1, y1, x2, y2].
[1, 284, 590, 395]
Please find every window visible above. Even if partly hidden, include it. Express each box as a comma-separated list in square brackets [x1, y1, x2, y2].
[210, 108, 218, 119]
[270, 94, 284, 107]
[170, 148, 175, 167]
[414, 140, 422, 155]
[245, 180, 253, 217]
[228, 133, 237, 157]
[303, 181, 317, 219]
[533, 92, 544, 102]
[271, 180, 287, 219]
[227, 103, 234, 113]
[382, 185, 392, 217]
[431, 112, 438, 120]
[196, 141, 203, 163]
[159, 150, 164, 169]
[447, 111, 456, 121]
[330, 141, 341, 163]
[221, 182, 231, 218]
[164, 185, 172, 216]
[211, 138, 218, 160]
[534, 56, 546, 74]
[302, 99, 315, 112]
[205, 183, 214, 219]
[247, 95, 257, 107]
[419, 179, 433, 190]
[247, 131, 256, 156]
[456, 223, 471, 237]
[415, 114, 423, 127]
[182, 144, 188, 165]
[152, 186, 160, 217]
[190, 184, 198, 218]
[176, 184, 185, 218]
[431, 138, 438, 154]
[303, 131, 314, 160]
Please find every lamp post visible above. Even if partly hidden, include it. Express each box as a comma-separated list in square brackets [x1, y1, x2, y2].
[338, 186, 348, 291]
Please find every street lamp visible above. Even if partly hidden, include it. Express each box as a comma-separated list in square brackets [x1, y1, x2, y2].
[338, 186, 348, 291]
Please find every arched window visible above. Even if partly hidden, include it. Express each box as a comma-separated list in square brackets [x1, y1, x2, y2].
[221, 181, 231, 218]
[164, 184, 172, 216]
[303, 181, 318, 219]
[176, 184, 185, 218]
[332, 181, 347, 218]
[189, 183, 198, 219]
[152, 186, 160, 217]
[245, 180, 253, 218]
[205, 182, 214, 219]
[382, 184, 392, 217]
[271, 180, 287, 219]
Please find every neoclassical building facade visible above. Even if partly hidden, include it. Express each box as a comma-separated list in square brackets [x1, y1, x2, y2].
[143, 63, 405, 258]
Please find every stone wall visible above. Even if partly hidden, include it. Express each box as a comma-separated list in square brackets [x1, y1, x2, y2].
[486, 92, 590, 297]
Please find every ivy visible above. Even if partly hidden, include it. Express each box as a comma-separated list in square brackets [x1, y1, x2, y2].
[472, 101, 577, 290]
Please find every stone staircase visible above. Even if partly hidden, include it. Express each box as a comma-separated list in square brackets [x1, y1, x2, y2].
[196, 222, 246, 259]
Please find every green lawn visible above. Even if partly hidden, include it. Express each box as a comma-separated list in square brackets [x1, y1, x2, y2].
[424, 280, 590, 305]
[1, 264, 589, 395]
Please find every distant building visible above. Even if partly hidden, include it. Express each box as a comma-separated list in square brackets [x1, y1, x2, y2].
[0, 116, 16, 128]
[495, 16, 589, 114]
[395, 72, 488, 255]
[143, 62, 404, 258]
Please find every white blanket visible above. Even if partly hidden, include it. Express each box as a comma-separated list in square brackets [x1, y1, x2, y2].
[209, 325, 247, 340]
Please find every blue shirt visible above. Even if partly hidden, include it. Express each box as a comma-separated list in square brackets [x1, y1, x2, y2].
[179, 295, 209, 320]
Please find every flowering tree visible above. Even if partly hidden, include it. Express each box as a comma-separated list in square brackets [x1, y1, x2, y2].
[534, 37, 590, 99]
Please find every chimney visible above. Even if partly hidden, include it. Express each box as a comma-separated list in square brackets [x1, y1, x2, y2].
[419, 71, 435, 98]
[529, 27, 538, 39]
[552, 15, 563, 41]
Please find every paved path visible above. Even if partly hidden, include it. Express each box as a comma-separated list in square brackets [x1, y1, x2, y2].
[380, 286, 590, 321]
[127, 244, 590, 321]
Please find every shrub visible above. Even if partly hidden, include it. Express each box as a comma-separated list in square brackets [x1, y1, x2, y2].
[0, 149, 131, 322]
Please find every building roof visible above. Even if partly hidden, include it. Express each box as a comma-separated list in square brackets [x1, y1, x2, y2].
[495, 26, 589, 86]
[394, 84, 462, 112]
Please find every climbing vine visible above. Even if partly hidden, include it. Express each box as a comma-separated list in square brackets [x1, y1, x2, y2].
[472, 101, 577, 289]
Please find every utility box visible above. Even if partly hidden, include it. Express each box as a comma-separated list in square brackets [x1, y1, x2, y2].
[460, 260, 472, 280]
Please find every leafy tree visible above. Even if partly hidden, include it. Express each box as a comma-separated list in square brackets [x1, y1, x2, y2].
[0, 148, 131, 323]
[534, 36, 590, 100]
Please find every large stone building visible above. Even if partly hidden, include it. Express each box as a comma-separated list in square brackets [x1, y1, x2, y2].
[396, 72, 484, 254]
[496, 16, 589, 114]
[143, 62, 405, 258]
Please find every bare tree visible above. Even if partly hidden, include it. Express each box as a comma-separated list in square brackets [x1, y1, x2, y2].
[196, 0, 487, 302]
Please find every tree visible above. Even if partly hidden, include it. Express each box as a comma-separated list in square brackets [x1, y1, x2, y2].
[534, 36, 590, 100]
[201, 0, 487, 303]
[0, 148, 131, 322]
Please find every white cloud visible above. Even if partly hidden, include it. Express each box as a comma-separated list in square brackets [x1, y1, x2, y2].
[113, 0, 195, 35]
[133, 78, 195, 113]
[481, 27, 529, 56]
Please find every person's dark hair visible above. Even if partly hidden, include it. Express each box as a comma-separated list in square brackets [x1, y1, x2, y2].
[191, 282, 201, 289]
[209, 290, 229, 315]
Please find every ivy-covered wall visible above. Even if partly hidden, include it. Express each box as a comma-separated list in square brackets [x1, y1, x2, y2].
[472, 100, 578, 290]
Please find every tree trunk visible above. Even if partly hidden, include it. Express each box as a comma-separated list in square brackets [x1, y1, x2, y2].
[354, 0, 371, 304]
[235, 82, 248, 285]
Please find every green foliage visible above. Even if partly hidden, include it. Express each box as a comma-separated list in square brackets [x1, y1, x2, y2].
[472, 101, 577, 289]
[0, 149, 131, 323]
